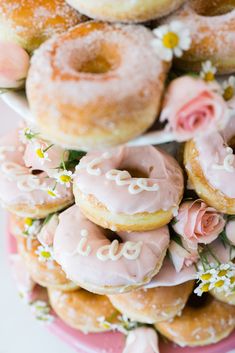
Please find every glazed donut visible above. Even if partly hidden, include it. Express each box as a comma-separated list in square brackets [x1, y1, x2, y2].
[211, 289, 235, 306]
[65, 0, 185, 23]
[161, 0, 235, 74]
[26, 21, 169, 150]
[53, 205, 170, 294]
[73, 145, 184, 231]
[108, 281, 194, 324]
[48, 287, 120, 333]
[13, 214, 78, 291]
[184, 118, 235, 214]
[0, 0, 85, 52]
[0, 128, 73, 218]
[155, 294, 235, 347]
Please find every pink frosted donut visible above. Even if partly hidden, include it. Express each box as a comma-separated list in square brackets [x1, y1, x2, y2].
[73, 145, 184, 231]
[184, 117, 235, 213]
[53, 205, 170, 294]
[0, 128, 73, 218]
[162, 0, 235, 73]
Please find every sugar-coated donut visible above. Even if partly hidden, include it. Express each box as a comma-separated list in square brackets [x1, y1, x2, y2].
[211, 288, 235, 306]
[26, 21, 169, 150]
[161, 0, 235, 74]
[65, 0, 185, 23]
[155, 295, 235, 347]
[108, 281, 194, 324]
[0, 0, 85, 52]
[0, 128, 73, 218]
[184, 118, 235, 214]
[48, 287, 120, 333]
[73, 145, 184, 231]
[53, 205, 170, 294]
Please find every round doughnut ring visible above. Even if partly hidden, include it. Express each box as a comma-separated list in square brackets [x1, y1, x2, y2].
[108, 281, 194, 324]
[0, 0, 85, 52]
[26, 21, 169, 150]
[48, 287, 120, 332]
[73, 145, 184, 231]
[161, 0, 235, 74]
[65, 0, 186, 23]
[184, 118, 235, 214]
[0, 128, 73, 218]
[53, 205, 170, 294]
[155, 294, 235, 347]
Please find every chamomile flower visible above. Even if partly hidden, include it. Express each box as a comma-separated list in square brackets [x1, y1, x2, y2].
[19, 127, 39, 144]
[35, 245, 54, 263]
[152, 21, 191, 62]
[30, 300, 54, 323]
[200, 61, 217, 82]
[46, 187, 60, 199]
[194, 282, 211, 296]
[54, 170, 74, 187]
[221, 76, 235, 101]
[23, 218, 41, 237]
[34, 143, 51, 164]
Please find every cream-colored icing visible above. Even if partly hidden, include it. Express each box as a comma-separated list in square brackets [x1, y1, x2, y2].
[53, 205, 170, 288]
[74, 145, 183, 214]
[123, 328, 159, 353]
[0, 128, 72, 207]
[194, 118, 235, 198]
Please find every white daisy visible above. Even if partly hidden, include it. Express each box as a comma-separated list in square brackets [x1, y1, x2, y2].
[200, 61, 217, 82]
[46, 187, 60, 199]
[221, 76, 235, 101]
[53, 170, 73, 187]
[194, 282, 211, 296]
[34, 143, 51, 165]
[152, 21, 191, 62]
[23, 218, 41, 237]
[19, 127, 39, 144]
[30, 300, 54, 323]
[35, 245, 54, 263]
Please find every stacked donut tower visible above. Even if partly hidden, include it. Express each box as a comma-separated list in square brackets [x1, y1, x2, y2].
[1, 0, 235, 351]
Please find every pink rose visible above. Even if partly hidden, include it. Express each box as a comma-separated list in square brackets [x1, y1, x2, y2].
[168, 240, 199, 272]
[173, 199, 225, 249]
[38, 214, 59, 246]
[0, 41, 30, 88]
[160, 76, 228, 141]
[225, 219, 235, 246]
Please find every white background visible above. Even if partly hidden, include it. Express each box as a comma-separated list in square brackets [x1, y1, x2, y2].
[0, 100, 74, 353]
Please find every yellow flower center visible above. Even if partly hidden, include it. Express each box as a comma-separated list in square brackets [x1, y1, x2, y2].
[218, 270, 228, 277]
[36, 148, 44, 159]
[47, 190, 56, 198]
[201, 283, 210, 292]
[59, 175, 71, 183]
[162, 32, 179, 49]
[204, 71, 215, 82]
[230, 277, 235, 284]
[25, 217, 33, 226]
[214, 280, 225, 288]
[223, 86, 234, 101]
[41, 250, 51, 259]
[101, 322, 111, 329]
[200, 273, 213, 281]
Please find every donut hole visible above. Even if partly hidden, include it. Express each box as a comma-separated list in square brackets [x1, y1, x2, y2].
[70, 42, 120, 75]
[191, 0, 235, 16]
[124, 168, 149, 178]
[103, 228, 123, 243]
[228, 136, 235, 153]
[187, 291, 212, 308]
[31, 169, 43, 175]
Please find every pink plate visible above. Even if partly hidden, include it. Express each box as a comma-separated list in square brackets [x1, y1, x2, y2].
[6, 227, 235, 353]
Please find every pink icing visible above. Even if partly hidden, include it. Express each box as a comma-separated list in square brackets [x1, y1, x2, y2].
[193, 118, 235, 198]
[38, 214, 59, 246]
[10, 253, 35, 296]
[23, 139, 68, 177]
[0, 128, 72, 207]
[53, 205, 169, 290]
[123, 328, 159, 353]
[74, 145, 183, 214]
[0, 41, 29, 88]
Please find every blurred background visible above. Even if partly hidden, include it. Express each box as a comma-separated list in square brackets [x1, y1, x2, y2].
[0, 99, 73, 353]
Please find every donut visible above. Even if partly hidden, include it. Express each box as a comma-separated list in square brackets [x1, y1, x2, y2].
[108, 281, 194, 324]
[26, 21, 169, 150]
[155, 294, 235, 347]
[53, 205, 170, 294]
[211, 289, 235, 306]
[73, 145, 184, 231]
[48, 287, 120, 332]
[12, 214, 78, 291]
[0, 0, 86, 52]
[0, 128, 73, 218]
[184, 118, 235, 214]
[161, 0, 235, 74]
[65, 0, 185, 23]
